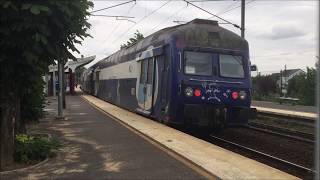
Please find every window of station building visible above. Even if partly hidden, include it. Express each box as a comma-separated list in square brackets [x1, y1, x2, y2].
[219, 54, 245, 78]
[184, 51, 212, 76]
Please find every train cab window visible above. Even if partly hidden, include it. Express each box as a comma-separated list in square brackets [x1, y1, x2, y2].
[184, 51, 212, 76]
[219, 54, 245, 78]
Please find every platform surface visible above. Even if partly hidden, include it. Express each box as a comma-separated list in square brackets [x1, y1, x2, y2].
[252, 100, 316, 113]
[252, 101, 316, 120]
[1, 95, 206, 179]
[82, 94, 299, 180]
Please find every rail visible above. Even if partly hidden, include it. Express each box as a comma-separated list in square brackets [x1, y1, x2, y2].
[257, 111, 315, 126]
[209, 135, 315, 176]
[247, 123, 314, 144]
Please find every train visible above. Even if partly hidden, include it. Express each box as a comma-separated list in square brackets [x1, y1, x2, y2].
[81, 19, 256, 131]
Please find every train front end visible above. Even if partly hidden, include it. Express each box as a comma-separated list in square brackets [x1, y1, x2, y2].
[170, 19, 256, 129]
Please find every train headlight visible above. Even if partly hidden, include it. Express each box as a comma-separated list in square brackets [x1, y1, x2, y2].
[239, 91, 246, 100]
[185, 87, 193, 97]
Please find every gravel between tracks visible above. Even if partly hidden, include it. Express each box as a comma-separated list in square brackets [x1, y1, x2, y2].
[213, 127, 314, 179]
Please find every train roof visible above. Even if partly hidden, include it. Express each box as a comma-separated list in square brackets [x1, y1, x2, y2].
[92, 19, 248, 69]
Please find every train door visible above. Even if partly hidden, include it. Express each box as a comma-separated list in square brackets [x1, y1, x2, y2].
[160, 54, 170, 114]
[138, 57, 155, 114]
[94, 70, 100, 96]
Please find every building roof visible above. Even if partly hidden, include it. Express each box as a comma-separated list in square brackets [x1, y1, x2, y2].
[48, 55, 95, 72]
[271, 69, 304, 78]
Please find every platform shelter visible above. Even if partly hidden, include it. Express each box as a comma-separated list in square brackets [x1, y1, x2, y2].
[45, 55, 95, 96]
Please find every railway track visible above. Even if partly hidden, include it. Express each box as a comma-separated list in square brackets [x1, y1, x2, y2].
[257, 111, 315, 127]
[248, 122, 314, 143]
[209, 134, 315, 178]
[183, 110, 316, 179]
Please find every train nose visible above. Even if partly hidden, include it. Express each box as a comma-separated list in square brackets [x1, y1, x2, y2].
[182, 84, 250, 105]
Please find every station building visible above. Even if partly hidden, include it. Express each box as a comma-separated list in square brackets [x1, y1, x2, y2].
[44, 55, 95, 96]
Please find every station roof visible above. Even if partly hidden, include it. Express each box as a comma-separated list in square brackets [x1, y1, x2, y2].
[48, 55, 96, 72]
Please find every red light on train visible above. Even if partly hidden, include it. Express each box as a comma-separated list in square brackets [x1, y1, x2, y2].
[194, 89, 201, 97]
[232, 91, 239, 99]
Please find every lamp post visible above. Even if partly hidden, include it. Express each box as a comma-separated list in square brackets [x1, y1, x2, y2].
[58, 59, 63, 118]
[241, 0, 245, 38]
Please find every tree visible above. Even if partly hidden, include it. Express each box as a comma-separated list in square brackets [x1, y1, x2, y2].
[288, 67, 316, 106]
[252, 74, 278, 97]
[120, 30, 144, 49]
[0, 1, 92, 169]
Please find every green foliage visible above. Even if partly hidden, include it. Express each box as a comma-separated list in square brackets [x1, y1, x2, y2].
[0, 1, 93, 125]
[288, 67, 316, 106]
[252, 67, 317, 106]
[0, 1, 93, 166]
[120, 30, 144, 49]
[14, 134, 60, 163]
[21, 76, 45, 122]
[252, 74, 278, 97]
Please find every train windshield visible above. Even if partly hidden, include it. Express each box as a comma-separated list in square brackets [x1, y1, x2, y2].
[219, 54, 245, 78]
[184, 51, 212, 76]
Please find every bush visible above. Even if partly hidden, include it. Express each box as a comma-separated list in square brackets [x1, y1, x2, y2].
[21, 76, 46, 122]
[14, 134, 60, 164]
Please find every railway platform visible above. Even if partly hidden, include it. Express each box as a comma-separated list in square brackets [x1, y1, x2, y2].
[80, 93, 297, 179]
[1, 93, 298, 179]
[1, 95, 206, 179]
[252, 100, 317, 120]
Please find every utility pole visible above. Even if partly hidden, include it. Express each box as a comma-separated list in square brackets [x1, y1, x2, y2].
[280, 70, 282, 96]
[316, 55, 320, 180]
[284, 65, 287, 97]
[52, 68, 56, 97]
[241, 0, 245, 38]
[58, 60, 63, 118]
[62, 62, 66, 109]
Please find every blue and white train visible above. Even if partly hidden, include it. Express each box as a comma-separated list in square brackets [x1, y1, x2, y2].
[81, 19, 256, 130]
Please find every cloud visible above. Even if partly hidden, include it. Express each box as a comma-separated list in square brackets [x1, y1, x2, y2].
[260, 24, 306, 40]
[76, 1, 317, 73]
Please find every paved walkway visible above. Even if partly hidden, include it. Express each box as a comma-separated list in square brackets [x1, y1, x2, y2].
[1, 95, 204, 179]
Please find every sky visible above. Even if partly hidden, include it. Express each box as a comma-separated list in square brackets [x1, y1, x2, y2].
[75, 0, 318, 75]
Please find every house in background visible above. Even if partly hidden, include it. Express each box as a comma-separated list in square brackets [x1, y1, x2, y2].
[271, 69, 305, 88]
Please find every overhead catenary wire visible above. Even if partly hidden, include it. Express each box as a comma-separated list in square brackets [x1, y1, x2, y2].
[215, 0, 256, 16]
[173, 20, 187, 25]
[216, 0, 240, 15]
[112, 0, 172, 44]
[91, 15, 134, 18]
[90, 14, 136, 24]
[145, 3, 188, 36]
[182, 0, 240, 29]
[90, 0, 136, 14]
[99, 2, 137, 53]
